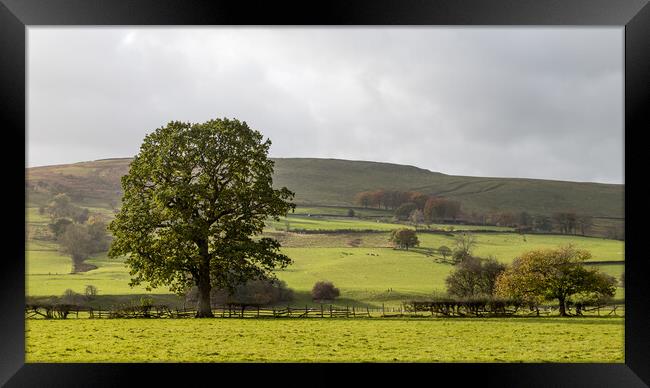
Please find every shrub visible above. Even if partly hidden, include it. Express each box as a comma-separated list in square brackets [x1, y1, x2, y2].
[347, 209, 355, 217]
[185, 278, 294, 306]
[311, 281, 340, 301]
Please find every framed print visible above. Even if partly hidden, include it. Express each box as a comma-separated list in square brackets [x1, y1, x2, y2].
[2, 0, 649, 386]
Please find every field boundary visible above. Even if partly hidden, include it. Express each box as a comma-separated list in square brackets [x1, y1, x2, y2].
[25, 302, 625, 320]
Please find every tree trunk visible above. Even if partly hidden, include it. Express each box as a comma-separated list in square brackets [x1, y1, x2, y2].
[71, 255, 84, 273]
[195, 244, 214, 318]
[558, 296, 567, 317]
[196, 274, 213, 318]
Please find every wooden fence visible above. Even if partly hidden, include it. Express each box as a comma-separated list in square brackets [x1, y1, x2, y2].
[25, 302, 625, 320]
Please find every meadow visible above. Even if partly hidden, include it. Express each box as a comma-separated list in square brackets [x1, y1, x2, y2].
[25, 231, 625, 303]
[24, 161, 626, 364]
[26, 317, 624, 363]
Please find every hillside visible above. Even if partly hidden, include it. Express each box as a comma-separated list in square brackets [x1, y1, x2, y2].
[26, 157, 624, 220]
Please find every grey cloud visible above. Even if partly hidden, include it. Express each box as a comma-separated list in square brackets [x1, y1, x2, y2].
[27, 27, 623, 184]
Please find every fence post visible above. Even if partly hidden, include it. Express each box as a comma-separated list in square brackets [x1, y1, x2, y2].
[352, 306, 356, 318]
[346, 305, 349, 318]
[382, 303, 385, 317]
[330, 305, 332, 318]
[321, 304, 324, 318]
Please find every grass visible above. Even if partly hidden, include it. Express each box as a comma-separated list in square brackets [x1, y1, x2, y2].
[26, 232, 624, 302]
[26, 241, 171, 296]
[26, 317, 624, 363]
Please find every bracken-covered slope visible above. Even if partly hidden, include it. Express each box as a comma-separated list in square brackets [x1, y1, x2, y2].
[26, 157, 624, 219]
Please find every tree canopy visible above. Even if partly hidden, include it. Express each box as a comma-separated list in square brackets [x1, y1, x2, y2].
[389, 228, 419, 250]
[108, 118, 295, 317]
[446, 256, 506, 298]
[58, 217, 108, 273]
[495, 245, 616, 316]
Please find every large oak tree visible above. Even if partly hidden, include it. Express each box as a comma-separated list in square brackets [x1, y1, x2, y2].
[108, 118, 295, 317]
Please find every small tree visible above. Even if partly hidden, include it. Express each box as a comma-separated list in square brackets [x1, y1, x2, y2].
[311, 281, 340, 302]
[409, 209, 424, 229]
[389, 229, 419, 250]
[495, 246, 617, 316]
[84, 285, 98, 301]
[445, 256, 506, 298]
[438, 246, 452, 261]
[347, 209, 355, 217]
[454, 232, 476, 258]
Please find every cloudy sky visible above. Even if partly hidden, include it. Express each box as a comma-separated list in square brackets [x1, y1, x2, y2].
[27, 27, 623, 184]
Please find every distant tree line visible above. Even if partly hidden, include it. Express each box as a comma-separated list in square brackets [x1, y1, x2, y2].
[354, 190, 462, 225]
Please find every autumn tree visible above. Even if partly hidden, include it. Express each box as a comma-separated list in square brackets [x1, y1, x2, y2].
[495, 246, 617, 316]
[389, 228, 419, 250]
[354, 192, 372, 208]
[108, 118, 295, 317]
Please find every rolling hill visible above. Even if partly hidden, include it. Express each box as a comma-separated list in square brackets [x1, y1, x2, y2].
[26, 157, 624, 221]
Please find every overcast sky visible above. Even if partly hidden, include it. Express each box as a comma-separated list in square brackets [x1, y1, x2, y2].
[27, 27, 623, 184]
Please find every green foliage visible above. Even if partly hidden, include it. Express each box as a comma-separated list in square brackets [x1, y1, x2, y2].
[107, 118, 295, 316]
[48, 218, 73, 239]
[445, 256, 507, 298]
[58, 219, 108, 272]
[389, 229, 419, 250]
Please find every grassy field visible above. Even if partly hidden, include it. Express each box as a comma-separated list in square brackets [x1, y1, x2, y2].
[26, 317, 624, 363]
[26, 236, 624, 303]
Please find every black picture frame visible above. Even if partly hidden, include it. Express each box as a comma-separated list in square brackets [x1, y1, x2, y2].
[2, 0, 648, 386]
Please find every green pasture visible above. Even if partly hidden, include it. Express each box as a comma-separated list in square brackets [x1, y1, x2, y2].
[26, 241, 171, 296]
[26, 317, 624, 363]
[25, 231, 625, 302]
